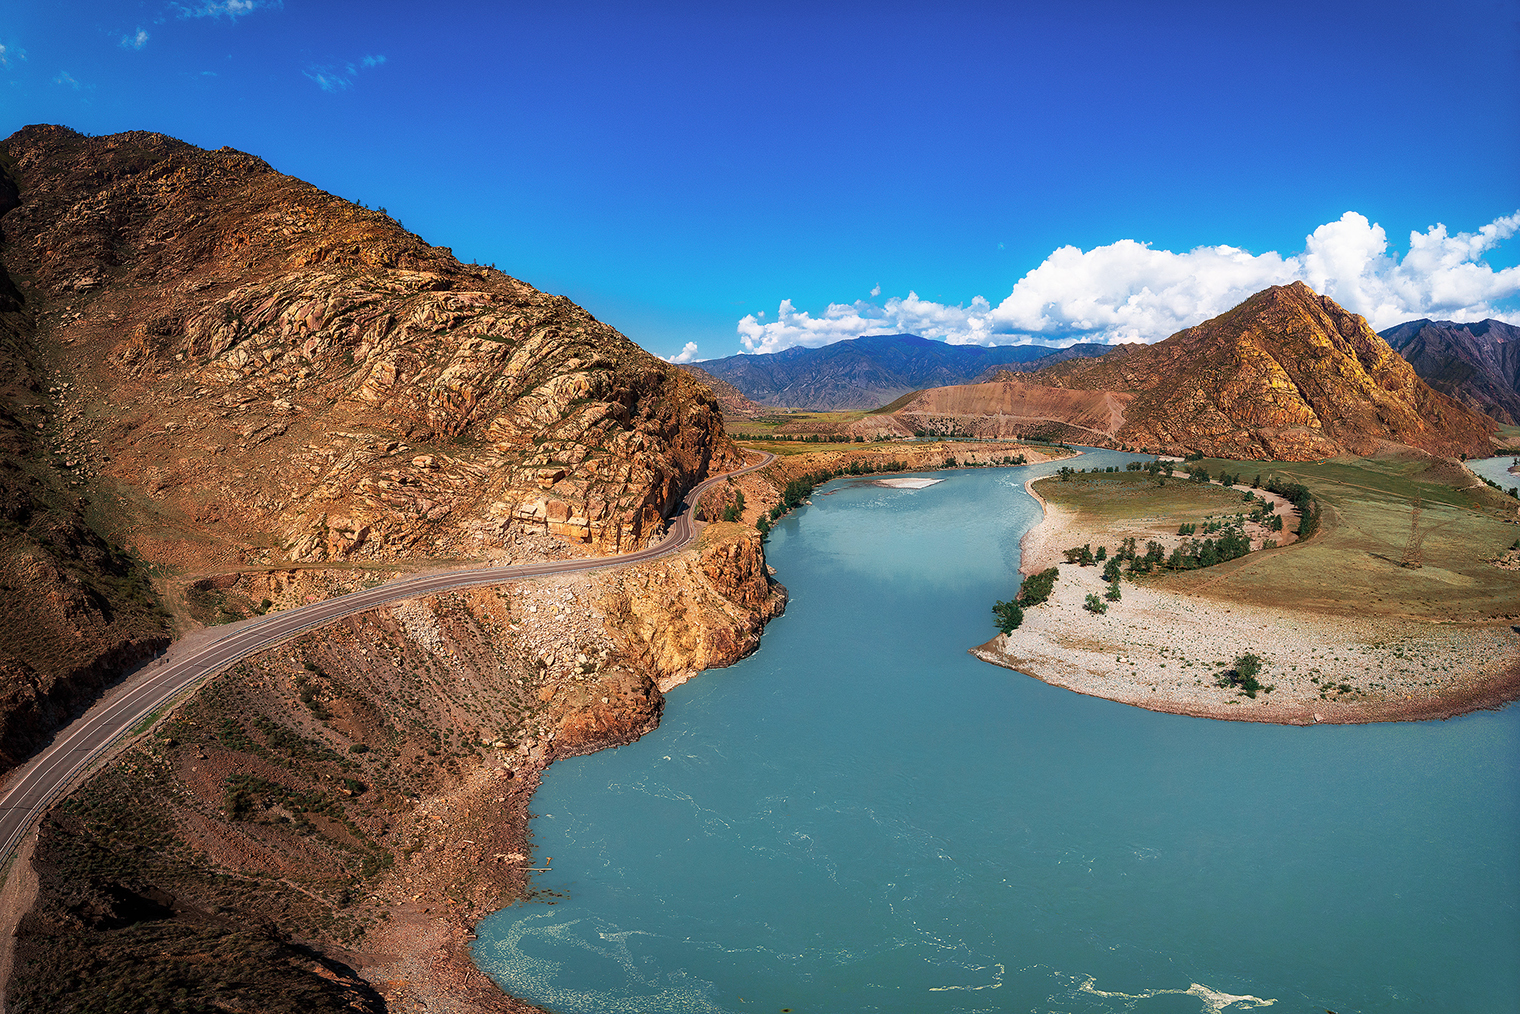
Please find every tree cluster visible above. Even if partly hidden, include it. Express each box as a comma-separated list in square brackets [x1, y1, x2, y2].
[991, 566, 1060, 633]
[1262, 476, 1320, 539]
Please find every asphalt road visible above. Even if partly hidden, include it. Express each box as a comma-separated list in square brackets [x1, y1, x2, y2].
[0, 449, 774, 866]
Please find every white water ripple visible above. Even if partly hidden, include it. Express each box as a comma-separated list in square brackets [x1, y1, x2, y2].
[1079, 974, 1276, 1013]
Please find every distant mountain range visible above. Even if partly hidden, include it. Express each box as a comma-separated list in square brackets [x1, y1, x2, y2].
[692, 334, 1107, 410]
[1379, 318, 1520, 426]
[688, 298, 1513, 459]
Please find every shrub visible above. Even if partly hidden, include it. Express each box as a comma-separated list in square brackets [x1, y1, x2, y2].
[1083, 592, 1108, 613]
[1104, 580, 1121, 602]
[1017, 567, 1059, 606]
[1214, 653, 1265, 697]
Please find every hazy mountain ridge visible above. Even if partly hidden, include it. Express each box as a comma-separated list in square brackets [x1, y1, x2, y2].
[694, 334, 1073, 410]
[1380, 318, 1520, 426]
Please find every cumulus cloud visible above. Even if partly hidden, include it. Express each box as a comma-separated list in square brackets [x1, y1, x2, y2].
[870, 283, 881, 297]
[664, 342, 700, 365]
[305, 54, 387, 92]
[121, 28, 150, 50]
[736, 211, 1520, 355]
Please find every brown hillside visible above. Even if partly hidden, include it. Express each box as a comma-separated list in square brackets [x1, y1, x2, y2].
[1031, 281, 1496, 459]
[0, 125, 733, 768]
[895, 377, 1132, 440]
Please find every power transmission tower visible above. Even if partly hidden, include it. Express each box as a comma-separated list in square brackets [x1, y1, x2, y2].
[1399, 499, 1425, 569]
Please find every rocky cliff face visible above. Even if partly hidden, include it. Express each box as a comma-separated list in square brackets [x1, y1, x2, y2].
[1032, 282, 1497, 459]
[676, 365, 765, 419]
[0, 124, 738, 773]
[1382, 317, 1520, 427]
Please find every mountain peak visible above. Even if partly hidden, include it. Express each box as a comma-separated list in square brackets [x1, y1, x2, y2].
[1034, 283, 1495, 459]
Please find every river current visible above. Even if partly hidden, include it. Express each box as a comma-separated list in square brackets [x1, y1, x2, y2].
[474, 450, 1520, 1013]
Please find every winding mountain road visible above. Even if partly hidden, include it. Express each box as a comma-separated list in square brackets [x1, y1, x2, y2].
[0, 449, 774, 867]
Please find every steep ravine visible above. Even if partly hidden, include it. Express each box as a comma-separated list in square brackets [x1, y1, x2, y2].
[6, 523, 783, 1014]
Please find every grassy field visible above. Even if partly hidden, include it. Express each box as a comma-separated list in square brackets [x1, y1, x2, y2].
[1037, 472, 1260, 530]
[733, 436, 873, 456]
[725, 410, 871, 439]
[1039, 460, 1520, 623]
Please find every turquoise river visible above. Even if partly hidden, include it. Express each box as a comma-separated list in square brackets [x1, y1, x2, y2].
[474, 449, 1520, 1013]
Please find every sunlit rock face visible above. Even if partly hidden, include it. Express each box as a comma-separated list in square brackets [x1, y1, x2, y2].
[1031, 281, 1496, 460]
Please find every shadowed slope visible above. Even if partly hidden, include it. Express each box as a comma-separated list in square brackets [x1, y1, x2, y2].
[1383, 317, 1520, 426]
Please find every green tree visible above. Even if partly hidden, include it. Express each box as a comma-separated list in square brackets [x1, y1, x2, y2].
[992, 599, 1024, 633]
[1017, 567, 1060, 606]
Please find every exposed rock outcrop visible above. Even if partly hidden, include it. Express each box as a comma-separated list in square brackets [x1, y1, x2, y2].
[0, 124, 732, 575]
[677, 365, 765, 419]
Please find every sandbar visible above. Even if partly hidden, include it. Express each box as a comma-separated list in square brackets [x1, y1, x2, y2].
[872, 477, 943, 489]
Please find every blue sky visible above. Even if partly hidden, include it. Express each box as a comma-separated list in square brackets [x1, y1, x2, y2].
[2, 0, 1517, 361]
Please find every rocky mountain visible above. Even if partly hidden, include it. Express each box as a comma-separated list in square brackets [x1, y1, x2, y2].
[1028, 282, 1496, 459]
[0, 124, 736, 770]
[694, 333, 1068, 410]
[1381, 318, 1520, 426]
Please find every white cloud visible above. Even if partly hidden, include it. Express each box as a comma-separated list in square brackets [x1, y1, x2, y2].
[870, 283, 881, 297]
[305, 54, 387, 92]
[121, 28, 150, 50]
[177, 0, 278, 18]
[664, 342, 700, 365]
[736, 211, 1520, 354]
[53, 70, 84, 90]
